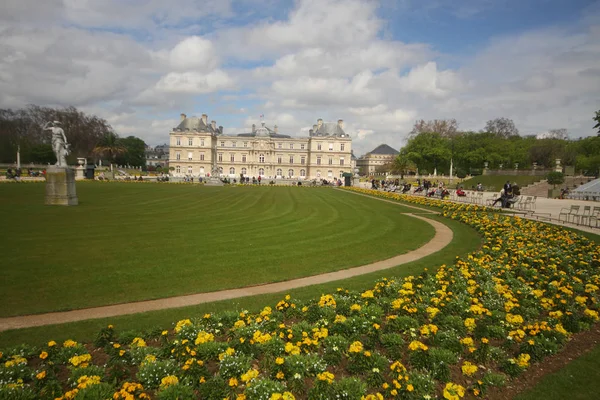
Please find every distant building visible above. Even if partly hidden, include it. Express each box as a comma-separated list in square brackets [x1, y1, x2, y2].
[145, 144, 170, 169]
[356, 144, 399, 175]
[168, 114, 353, 180]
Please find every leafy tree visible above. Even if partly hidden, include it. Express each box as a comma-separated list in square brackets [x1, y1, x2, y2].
[546, 171, 564, 188]
[92, 132, 127, 164]
[115, 136, 146, 167]
[594, 109, 600, 134]
[482, 118, 519, 138]
[391, 155, 414, 179]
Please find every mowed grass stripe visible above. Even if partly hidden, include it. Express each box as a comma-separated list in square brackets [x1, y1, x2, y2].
[0, 183, 433, 317]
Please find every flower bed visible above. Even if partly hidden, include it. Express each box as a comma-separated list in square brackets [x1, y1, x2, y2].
[1, 190, 599, 400]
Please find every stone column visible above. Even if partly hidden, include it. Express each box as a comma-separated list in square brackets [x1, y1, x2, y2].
[45, 166, 78, 206]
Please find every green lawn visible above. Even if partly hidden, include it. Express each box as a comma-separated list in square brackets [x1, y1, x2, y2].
[0, 213, 480, 348]
[460, 174, 544, 192]
[0, 183, 434, 317]
[515, 342, 600, 400]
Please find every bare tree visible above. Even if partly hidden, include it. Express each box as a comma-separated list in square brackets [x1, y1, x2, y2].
[483, 117, 519, 138]
[410, 119, 459, 137]
[544, 128, 569, 140]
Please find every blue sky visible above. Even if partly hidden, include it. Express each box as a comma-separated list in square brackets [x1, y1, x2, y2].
[1, 0, 599, 155]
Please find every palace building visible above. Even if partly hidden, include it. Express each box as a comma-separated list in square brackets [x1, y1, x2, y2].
[168, 114, 353, 180]
[356, 144, 399, 175]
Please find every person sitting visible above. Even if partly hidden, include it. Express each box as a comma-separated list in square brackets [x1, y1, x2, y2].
[456, 188, 466, 197]
[491, 189, 505, 207]
[441, 188, 450, 199]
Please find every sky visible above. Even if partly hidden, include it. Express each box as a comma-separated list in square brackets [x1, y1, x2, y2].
[1, 0, 599, 156]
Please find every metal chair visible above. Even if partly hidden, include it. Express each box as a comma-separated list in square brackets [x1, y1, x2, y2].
[588, 206, 600, 228]
[559, 205, 580, 223]
[579, 206, 592, 226]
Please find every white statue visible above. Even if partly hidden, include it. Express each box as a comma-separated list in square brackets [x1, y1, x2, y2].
[43, 121, 70, 167]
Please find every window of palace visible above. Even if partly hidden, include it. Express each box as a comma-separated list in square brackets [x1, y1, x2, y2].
[229, 167, 235, 174]
[288, 169, 294, 177]
[230, 154, 235, 162]
[188, 166, 192, 174]
[329, 142, 334, 151]
[328, 170, 333, 177]
[220, 141, 225, 147]
[200, 153, 205, 161]
[242, 154, 247, 162]
[339, 171, 344, 178]
[277, 156, 282, 164]
[259, 154, 265, 163]
[328, 157, 333, 165]
[188, 138, 193, 146]
[317, 157, 321, 165]
[300, 169, 306, 177]
[317, 143, 322, 150]
[289, 143, 293, 149]
[301, 156, 305, 164]
[218, 153, 223, 162]
[278, 143, 282, 149]
[301, 144, 305, 150]
[341, 143, 345, 151]
[176, 152, 181, 160]
[259, 168, 264, 175]
[201, 139, 205, 146]
[277, 168, 282, 176]
[340, 157, 344, 165]
[176, 165, 181, 173]
[188, 152, 193, 161]
[242, 167, 247, 174]
[289, 156, 294, 164]
[176, 137, 181, 146]
[243, 142, 248, 147]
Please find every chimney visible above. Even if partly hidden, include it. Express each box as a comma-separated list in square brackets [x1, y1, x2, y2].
[274, 125, 278, 133]
[309, 129, 314, 136]
[211, 120, 216, 131]
[337, 119, 344, 129]
[252, 124, 256, 133]
[312, 124, 318, 131]
[219, 126, 223, 134]
[201, 114, 208, 126]
[317, 119, 323, 128]
[180, 113, 186, 121]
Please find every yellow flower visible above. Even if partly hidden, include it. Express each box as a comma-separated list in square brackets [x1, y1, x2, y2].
[241, 368, 259, 383]
[229, 377, 239, 387]
[276, 357, 285, 365]
[159, 376, 179, 389]
[48, 341, 57, 347]
[461, 361, 478, 377]
[408, 340, 428, 351]
[195, 331, 215, 345]
[443, 382, 466, 400]
[131, 337, 147, 347]
[39, 351, 48, 360]
[161, 330, 169, 336]
[276, 371, 285, 379]
[406, 384, 414, 392]
[36, 370, 46, 380]
[317, 371, 335, 383]
[63, 339, 77, 348]
[348, 341, 363, 353]
[69, 354, 92, 367]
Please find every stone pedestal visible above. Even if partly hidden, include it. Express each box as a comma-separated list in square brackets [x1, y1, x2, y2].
[75, 166, 86, 180]
[45, 166, 78, 206]
[205, 177, 224, 186]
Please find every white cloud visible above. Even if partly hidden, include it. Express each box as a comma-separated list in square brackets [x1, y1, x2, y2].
[167, 36, 219, 71]
[155, 70, 234, 94]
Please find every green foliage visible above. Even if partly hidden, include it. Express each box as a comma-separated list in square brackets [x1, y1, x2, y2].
[114, 136, 146, 167]
[547, 171, 565, 187]
[157, 384, 196, 400]
[594, 109, 600, 134]
[331, 377, 367, 400]
[244, 378, 286, 400]
[74, 383, 114, 399]
[137, 360, 178, 390]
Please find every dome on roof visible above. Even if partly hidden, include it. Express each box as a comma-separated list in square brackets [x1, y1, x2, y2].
[255, 122, 269, 137]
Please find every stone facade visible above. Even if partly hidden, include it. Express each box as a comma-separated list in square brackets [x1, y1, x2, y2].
[168, 115, 352, 180]
[356, 144, 399, 175]
[145, 144, 169, 168]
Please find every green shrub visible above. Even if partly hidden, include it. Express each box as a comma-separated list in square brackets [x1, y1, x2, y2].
[157, 384, 196, 400]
